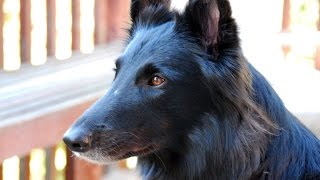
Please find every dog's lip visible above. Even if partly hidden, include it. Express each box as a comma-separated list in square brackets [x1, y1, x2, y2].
[73, 144, 157, 163]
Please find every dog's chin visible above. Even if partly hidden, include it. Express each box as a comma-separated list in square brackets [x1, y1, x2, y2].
[72, 151, 116, 165]
[71, 145, 155, 165]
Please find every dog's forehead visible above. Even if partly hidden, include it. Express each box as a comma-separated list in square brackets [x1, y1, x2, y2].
[122, 22, 177, 64]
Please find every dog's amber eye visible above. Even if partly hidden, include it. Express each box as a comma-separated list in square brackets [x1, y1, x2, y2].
[149, 76, 165, 86]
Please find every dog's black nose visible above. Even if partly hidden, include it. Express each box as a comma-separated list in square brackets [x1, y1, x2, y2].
[63, 130, 92, 153]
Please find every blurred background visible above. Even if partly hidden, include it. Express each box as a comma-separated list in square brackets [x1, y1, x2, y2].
[0, 0, 319, 179]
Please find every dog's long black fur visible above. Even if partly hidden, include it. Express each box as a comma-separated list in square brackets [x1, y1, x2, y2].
[64, 0, 320, 179]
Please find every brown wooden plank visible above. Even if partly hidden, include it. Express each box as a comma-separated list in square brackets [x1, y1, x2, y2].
[0, 164, 3, 180]
[19, 155, 31, 180]
[47, 0, 56, 56]
[20, 0, 32, 63]
[45, 146, 56, 180]
[94, 0, 108, 44]
[0, 0, 4, 70]
[106, 0, 130, 42]
[72, 0, 81, 51]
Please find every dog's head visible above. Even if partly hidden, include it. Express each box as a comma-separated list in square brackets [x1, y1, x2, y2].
[63, 0, 241, 164]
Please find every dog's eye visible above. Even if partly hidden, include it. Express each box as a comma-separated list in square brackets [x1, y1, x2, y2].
[148, 76, 165, 86]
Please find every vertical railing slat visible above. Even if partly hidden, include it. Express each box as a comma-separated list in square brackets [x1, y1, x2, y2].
[316, 48, 320, 70]
[47, 0, 56, 56]
[72, 0, 81, 51]
[106, 0, 130, 42]
[282, 0, 291, 32]
[45, 147, 56, 180]
[318, 1, 320, 31]
[106, 0, 119, 41]
[94, 0, 129, 45]
[0, 0, 4, 70]
[315, 2, 320, 70]
[20, 0, 32, 63]
[66, 149, 75, 180]
[281, 0, 291, 59]
[0, 164, 3, 180]
[19, 155, 31, 180]
[94, 0, 108, 45]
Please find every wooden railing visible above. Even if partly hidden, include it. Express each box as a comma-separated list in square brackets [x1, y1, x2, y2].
[0, 0, 130, 180]
[0, 0, 130, 71]
[0, 0, 319, 180]
[0, 42, 125, 180]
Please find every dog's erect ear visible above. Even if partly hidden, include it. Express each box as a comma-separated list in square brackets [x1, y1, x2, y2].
[130, 0, 171, 23]
[183, 0, 237, 57]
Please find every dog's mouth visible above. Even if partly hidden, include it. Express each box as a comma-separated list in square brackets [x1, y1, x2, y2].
[72, 139, 157, 164]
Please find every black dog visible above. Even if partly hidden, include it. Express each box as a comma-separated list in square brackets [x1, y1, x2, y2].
[63, 0, 320, 179]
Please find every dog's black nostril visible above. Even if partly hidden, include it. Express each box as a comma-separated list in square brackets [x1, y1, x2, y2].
[70, 140, 89, 151]
[63, 133, 92, 153]
[98, 124, 107, 129]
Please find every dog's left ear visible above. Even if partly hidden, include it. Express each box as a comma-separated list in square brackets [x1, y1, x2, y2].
[182, 0, 237, 57]
[131, 0, 171, 23]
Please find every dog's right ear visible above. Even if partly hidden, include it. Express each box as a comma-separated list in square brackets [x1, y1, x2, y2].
[181, 0, 238, 58]
[130, 0, 171, 23]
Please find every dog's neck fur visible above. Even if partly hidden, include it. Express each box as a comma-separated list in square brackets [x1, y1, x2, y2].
[141, 123, 269, 179]
[138, 102, 274, 180]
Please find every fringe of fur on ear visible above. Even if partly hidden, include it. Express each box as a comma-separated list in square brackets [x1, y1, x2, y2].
[130, 0, 172, 23]
[129, 2, 175, 37]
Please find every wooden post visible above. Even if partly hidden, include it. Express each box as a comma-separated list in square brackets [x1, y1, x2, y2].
[47, 0, 56, 56]
[20, 0, 32, 63]
[72, 0, 81, 51]
[281, 0, 291, 59]
[19, 155, 31, 180]
[94, 0, 108, 45]
[0, 0, 4, 70]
